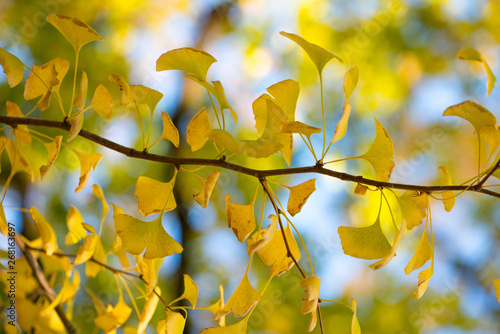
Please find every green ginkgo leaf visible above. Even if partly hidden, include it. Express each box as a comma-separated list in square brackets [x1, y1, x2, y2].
[47, 14, 103, 53]
[156, 47, 217, 82]
[0, 47, 25, 87]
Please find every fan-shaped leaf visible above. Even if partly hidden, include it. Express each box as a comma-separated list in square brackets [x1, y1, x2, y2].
[156, 47, 217, 82]
[287, 179, 316, 217]
[159, 111, 179, 147]
[0, 47, 25, 87]
[47, 14, 103, 53]
[397, 190, 428, 230]
[225, 195, 256, 242]
[194, 171, 220, 208]
[186, 107, 210, 151]
[458, 48, 498, 95]
[134, 176, 177, 216]
[338, 218, 391, 260]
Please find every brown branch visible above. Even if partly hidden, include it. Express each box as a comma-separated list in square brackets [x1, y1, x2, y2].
[14, 234, 77, 334]
[1, 115, 500, 199]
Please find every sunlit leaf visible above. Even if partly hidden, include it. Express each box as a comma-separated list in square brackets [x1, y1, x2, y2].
[113, 205, 183, 259]
[252, 94, 272, 136]
[3, 138, 34, 182]
[397, 190, 428, 230]
[157, 310, 186, 334]
[92, 184, 109, 224]
[330, 66, 359, 144]
[65, 205, 86, 245]
[68, 112, 84, 142]
[42, 271, 80, 314]
[212, 80, 237, 122]
[89, 84, 114, 120]
[30, 207, 57, 256]
[129, 84, 163, 117]
[73, 71, 88, 111]
[194, 171, 220, 208]
[225, 194, 256, 242]
[73, 234, 98, 265]
[494, 279, 500, 304]
[338, 217, 391, 260]
[109, 235, 130, 267]
[344, 66, 360, 101]
[94, 290, 132, 333]
[369, 216, 406, 270]
[0, 47, 25, 87]
[187, 107, 210, 151]
[438, 166, 455, 212]
[160, 111, 179, 147]
[200, 316, 249, 334]
[358, 118, 395, 182]
[216, 272, 260, 319]
[247, 214, 279, 255]
[286, 179, 316, 217]
[458, 48, 498, 95]
[47, 14, 103, 53]
[6, 101, 31, 145]
[0, 203, 8, 236]
[280, 31, 343, 76]
[257, 225, 301, 277]
[40, 136, 62, 179]
[281, 121, 321, 139]
[300, 276, 320, 312]
[71, 149, 102, 193]
[109, 73, 132, 105]
[136, 255, 163, 294]
[351, 299, 361, 334]
[405, 227, 432, 275]
[413, 262, 434, 299]
[208, 129, 243, 154]
[137, 287, 160, 333]
[134, 175, 176, 216]
[156, 47, 217, 81]
[266, 79, 300, 122]
[174, 274, 199, 309]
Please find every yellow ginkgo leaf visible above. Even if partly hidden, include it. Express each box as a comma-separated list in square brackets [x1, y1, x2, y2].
[187, 107, 210, 151]
[134, 175, 177, 216]
[0, 47, 25, 87]
[108, 73, 133, 105]
[92, 184, 109, 224]
[354, 183, 368, 195]
[156, 47, 217, 82]
[30, 207, 57, 256]
[247, 214, 279, 255]
[413, 261, 434, 299]
[280, 31, 343, 76]
[160, 111, 179, 147]
[358, 118, 395, 182]
[136, 255, 163, 293]
[72, 149, 102, 193]
[494, 279, 500, 304]
[300, 276, 320, 312]
[87, 288, 106, 315]
[194, 171, 220, 208]
[65, 205, 86, 245]
[129, 85, 164, 117]
[225, 195, 256, 242]
[172, 274, 199, 309]
[42, 271, 80, 314]
[208, 129, 243, 154]
[0, 203, 8, 236]
[72, 234, 98, 265]
[338, 217, 392, 260]
[113, 206, 183, 259]
[40, 135, 62, 179]
[266, 79, 300, 122]
[109, 235, 130, 267]
[398, 190, 428, 230]
[252, 94, 272, 136]
[3, 138, 34, 182]
[369, 217, 406, 270]
[216, 272, 260, 319]
[6, 101, 31, 145]
[351, 299, 361, 334]
[458, 48, 498, 95]
[443, 100, 500, 153]
[157, 310, 186, 334]
[82, 222, 98, 235]
[405, 227, 433, 275]
[47, 14, 103, 53]
[200, 315, 250, 334]
[68, 112, 84, 142]
[86, 236, 105, 278]
[286, 179, 316, 217]
[344, 66, 360, 101]
[212, 81, 238, 122]
[89, 84, 114, 120]
[330, 66, 359, 144]
[94, 292, 132, 333]
[137, 287, 160, 333]
[257, 225, 301, 277]
[438, 166, 455, 212]
[281, 121, 321, 139]
[73, 71, 88, 111]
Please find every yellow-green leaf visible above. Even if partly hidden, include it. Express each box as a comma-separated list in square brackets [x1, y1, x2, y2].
[344, 66, 359, 101]
[68, 112, 84, 142]
[65, 205, 86, 245]
[136, 255, 163, 294]
[208, 129, 243, 155]
[113, 206, 183, 259]
[405, 227, 433, 275]
[351, 299, 361, 334]
[174, 274, 199, 309]
[225, 195, 256, 242]
[73, 234, 98, 265]
[30, 207, 57, 256]
[137, 287, 160, 333]
[358, 118, 395, 182]
[109, 235, 130, 267]
[281, 121, 321, 139]
[94, 291, 132, 333]
[47, 14, 103, 53]
[438, 166, 455, 212]
[73, 71, 88, 111]
[71, 149, 102, 193]
[266, 79, 300, 122]
[156, 47, 217, 82]
[257, 225, 301, 277]
[0, 47, 25, 87]
[109, 73, 133, 105]
[194, 171, 220, 208]
[186, 107, 210, 151]
[338, 218, 391, 260]
[40, 136, 62, 179]
[286, 179, 316, 217]
[216, 272, 260, 319]
[6, 101, 31, 145]
[129, 85, 163, 117]
[397, 190, 428, 230]
[200, 316, 249, 334]
[3, 138, 34, 182]
[160, 111, 179, 147]
[134, 175, 176, 216]
[89, 84, 114, 120]
[247, 214, 279, 255]
[280, 31, 343, 76]
[157, 310, 186, 334]
[458, 48, 498, 95]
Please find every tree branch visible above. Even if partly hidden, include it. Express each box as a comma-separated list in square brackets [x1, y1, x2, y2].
[2, 115, 500, 199]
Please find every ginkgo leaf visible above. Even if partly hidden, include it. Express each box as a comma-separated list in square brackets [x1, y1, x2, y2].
[89, 84, 114, 120]
[344, 66, 360, 101]
[458, 48, 498, 95]
[160, 111, 179, 147]
[247, 214, 279, 255]
[266, 79, 300, 122]
[30, 207, 57, 256]
[65, 205, 86, 245]
[94, 291, 132, 333]
[216, 272, 260, 319]
[24, 58, 69, 111]
[225, 195, 256, 242]
[73, 71, 88, 111]
[71, 149, 102, 193]
[0, 47, 25, 87]
[252, 94, 272, 136]
[68, 112, 84, 142]
[73, 234, 98, 265]
[187, 107, 210, 151]
[405, 227, 433, 275]
[257, 225, 301, 277]
[157, 310, 186, 334]
[286, 179, 316, 217]
[129, 85, 164, 117]
[351, 299, 361, 334]
[173, 274, 199, 309]
[42, 271, 80, 314]
[438, 166, 455, 212]
[87, 288, 106, 315]
[200, 316, 250, 334]
[46, 14, 103, 53]
[86, 241, 103, 276]
[281, 121, 321, 139]
[300, 276, 320, 309]
[369, 217, 406, 270]
[338, 217, 392, 260]
[194, 171, 220, 208]
[156, 47, 217, 81]
[358, 118, 395, 182]
[212, 81, 238, 122]
[208, 129, 243, 154]
[109, 235, 130, 267]
[280, 31, 343, 76]
[136, 255, 164, 294]
[6, 101, 31, 145]
[354, 183, 368, 195]
[40, 135, 62, 179]
[414, 261, 434, 299]
[494, 279, 500, 304]
[443, 100, 500, 153]
[330, 66, 359, 144]
[108, 73, 133, 105]
[137, 287, 160, 333]
[82, 222, 98, 235]
[397, 190, 428, 230]
[0, 203, 8, 236]
[3, 138, 34, 182]
[92, 184, 109, 224]
[113, 206, 183, 259]
[134, 175, 176, 216]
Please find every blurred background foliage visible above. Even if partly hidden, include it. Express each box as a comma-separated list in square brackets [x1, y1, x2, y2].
[1, 0, 500, 333]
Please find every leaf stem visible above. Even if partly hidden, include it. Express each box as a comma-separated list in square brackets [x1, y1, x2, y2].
[68, 51, 79, 118]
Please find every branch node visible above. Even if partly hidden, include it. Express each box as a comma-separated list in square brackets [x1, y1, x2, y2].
[315, 160, 324, 168]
